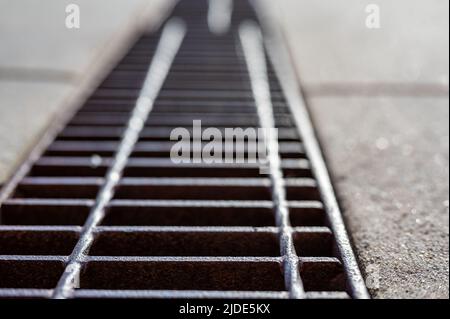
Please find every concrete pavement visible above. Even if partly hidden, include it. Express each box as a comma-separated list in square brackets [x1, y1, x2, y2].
[0, 0, 172, 183]
[308, 97, 449, 298]
[265, 0, 449, 89]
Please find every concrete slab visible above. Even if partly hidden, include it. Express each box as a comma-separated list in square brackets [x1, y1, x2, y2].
[267, 0, 449, 93]
[0, 0, 173, 184]
[0, 0, 170, 81]
[307, 96, 449, 298]
[0, 81, 73, 183]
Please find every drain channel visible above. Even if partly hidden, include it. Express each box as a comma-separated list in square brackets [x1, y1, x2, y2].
[0, 0, 368, 299]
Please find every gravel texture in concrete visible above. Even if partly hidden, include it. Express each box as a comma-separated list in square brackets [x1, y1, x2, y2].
[308, 97, 449, 299]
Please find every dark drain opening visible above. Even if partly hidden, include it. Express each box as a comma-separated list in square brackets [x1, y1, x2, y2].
[299, 259, 347, 292]
[80, 260, 285, 291]
[30, 157, 111, 177]
[103, 203, 276, 227]
[0, 260, 65, 289]
[0, 230, 79, 256]
[289, 203, 327, 227]
[14, 178, 102, 199]
[114, 180, 273, 201]
[293, 229, 334, 257]
[90, 230, 280, 257]
[1, 200, 92, 226]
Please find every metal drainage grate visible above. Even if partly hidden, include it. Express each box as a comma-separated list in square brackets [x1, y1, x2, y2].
[0, 0, 368, 299]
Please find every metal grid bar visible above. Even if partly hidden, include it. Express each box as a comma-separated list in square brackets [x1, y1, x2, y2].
[52, 19, 187, 299]
[74, 290, 289, 299]
[251, 0, 370, 299]
[239, 21, 305, 298]
[0, 225, 331, 233]
[0, 255, 339, 264]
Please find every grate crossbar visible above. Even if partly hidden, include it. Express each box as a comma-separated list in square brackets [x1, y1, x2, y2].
[239, 21, 305, 299]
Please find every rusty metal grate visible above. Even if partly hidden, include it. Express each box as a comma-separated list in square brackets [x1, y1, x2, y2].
[0, 0, 368, 299]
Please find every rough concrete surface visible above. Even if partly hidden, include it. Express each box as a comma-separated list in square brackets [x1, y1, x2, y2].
[308, 97, 449, 298]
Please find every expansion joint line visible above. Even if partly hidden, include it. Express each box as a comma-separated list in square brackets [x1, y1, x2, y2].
[52, 18, 187, 299]
[239, 21, 306, 299]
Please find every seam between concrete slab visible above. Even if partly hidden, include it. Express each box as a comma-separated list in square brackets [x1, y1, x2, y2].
[0, 67, 77, 83]
[303, 82, 450, 98]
